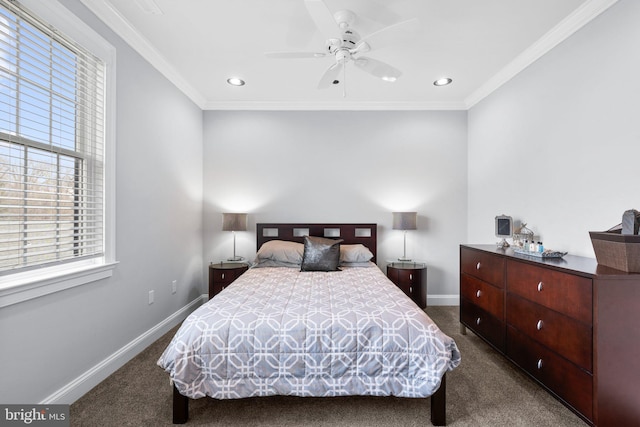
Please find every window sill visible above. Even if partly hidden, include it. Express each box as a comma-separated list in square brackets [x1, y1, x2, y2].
[0, 261, 118, 308]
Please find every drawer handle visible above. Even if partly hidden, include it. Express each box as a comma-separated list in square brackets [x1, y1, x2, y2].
[537, 359, 543, 370]
[409, 286, 413, 293]
[476, 317, 481, 326]
[221, 273, 225, 280]
[221, 285, 225, 290]
[536, 320, 544, 331]
[537, 281, 543, 292]
[476, 262, 481, 270]
[476, 290, 482, 298]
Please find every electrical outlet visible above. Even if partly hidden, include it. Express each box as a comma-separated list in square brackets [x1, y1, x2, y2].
[148, 290, 154, 305]
[171, 280, 177, 294]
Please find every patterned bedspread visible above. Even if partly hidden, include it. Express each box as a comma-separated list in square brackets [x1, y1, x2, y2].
[157, 264, 461, 400]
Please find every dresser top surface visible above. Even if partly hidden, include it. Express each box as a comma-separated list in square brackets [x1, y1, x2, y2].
[461, 244, 638, 278]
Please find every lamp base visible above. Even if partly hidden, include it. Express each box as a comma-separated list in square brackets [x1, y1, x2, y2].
[227, 256, 245, 262]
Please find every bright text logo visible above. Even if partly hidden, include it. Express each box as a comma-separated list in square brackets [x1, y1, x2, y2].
[1, 405, 69, 426]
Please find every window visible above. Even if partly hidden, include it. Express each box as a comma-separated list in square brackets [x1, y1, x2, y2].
[0, 0, 115, 305]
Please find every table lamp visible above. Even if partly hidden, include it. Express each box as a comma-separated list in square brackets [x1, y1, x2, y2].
[222, 213, 247, 261]
[392, 212, 417, 261]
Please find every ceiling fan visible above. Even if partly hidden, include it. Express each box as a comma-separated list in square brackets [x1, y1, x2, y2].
[265, 0, 417, 94]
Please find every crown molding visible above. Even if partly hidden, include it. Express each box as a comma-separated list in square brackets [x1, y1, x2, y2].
[464, 0, 619, 109]
[79, 0, 207, 109]
[201, 100, 468, 111]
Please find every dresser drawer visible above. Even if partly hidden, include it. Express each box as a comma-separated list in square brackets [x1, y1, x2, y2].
[507, 326, 593, 421]
[461, 274, 504, 320]
[506, 259, 592, 324]
[394, 268, 422, 286]
[507, 294, 592, 371]
[394, 280, 412, 297]
[461, 298, 505, 352]
[461, 247, 505, 287]
[212, 268, 242, 285]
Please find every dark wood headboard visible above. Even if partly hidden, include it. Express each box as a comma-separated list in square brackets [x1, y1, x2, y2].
[256, 223, 378, 264]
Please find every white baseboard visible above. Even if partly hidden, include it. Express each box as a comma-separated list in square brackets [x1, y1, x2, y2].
[427, 294, 460, 306]
[41, 294, 207, 404]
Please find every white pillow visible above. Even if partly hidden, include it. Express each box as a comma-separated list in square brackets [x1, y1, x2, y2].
[254, 240, 304, 266]
[340, 244, 374, 263]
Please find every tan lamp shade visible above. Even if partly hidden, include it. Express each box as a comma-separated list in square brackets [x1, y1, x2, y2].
[222, 213, 247, 232]
[392, 212, 417, 230]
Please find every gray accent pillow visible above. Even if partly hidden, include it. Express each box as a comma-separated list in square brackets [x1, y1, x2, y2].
[300, 236, 343, 272]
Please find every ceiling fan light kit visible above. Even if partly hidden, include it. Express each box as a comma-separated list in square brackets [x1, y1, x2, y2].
[265, 0, 416, 96]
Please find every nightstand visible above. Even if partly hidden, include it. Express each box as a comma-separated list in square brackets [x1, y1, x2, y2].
[208, 262, 249, 299]
[386, 261, 427, 308]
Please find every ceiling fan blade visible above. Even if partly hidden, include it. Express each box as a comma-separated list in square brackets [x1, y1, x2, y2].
[265, 51, 328, 59]
[339, 0, 403, 26]
[353, 56, 402, 81]
[304, 0, 339, 40]
[358, 18, 420, 51]
[284, 0, 316, 48]
[317, 62, 343, 89]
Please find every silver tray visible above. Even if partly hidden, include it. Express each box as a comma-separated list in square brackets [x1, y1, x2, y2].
[513, 248, 567, 258]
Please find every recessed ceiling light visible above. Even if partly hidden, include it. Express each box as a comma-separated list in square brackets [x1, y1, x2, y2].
[227, 77, 245, 86]
[381, 76, 397, 82]
[434, 77, 452, 86]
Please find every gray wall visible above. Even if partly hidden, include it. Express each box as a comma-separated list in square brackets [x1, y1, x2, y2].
[0, 0, 203, 404]
[202, 110, 468, 302]
[467, 0, 640, 256]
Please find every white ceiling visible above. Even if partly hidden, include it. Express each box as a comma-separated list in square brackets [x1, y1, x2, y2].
[79, 0, 617, 110]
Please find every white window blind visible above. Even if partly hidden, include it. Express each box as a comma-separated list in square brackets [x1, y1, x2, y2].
[0, 0, 106, 274]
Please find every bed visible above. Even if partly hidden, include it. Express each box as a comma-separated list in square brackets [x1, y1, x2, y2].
[158, 223, 460, 425]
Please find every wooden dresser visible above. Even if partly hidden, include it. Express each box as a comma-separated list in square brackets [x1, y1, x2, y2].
[460, 244, 640, 426]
